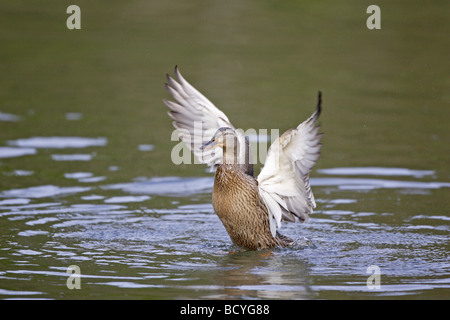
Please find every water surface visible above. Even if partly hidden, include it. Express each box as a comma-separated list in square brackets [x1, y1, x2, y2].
[0, 166, 448, 299]
[1, 0, 449, 300]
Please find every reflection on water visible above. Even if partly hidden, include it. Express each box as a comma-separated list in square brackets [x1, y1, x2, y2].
[0, 164, 449, 299]
[103, 176, 214, 196]
[318, 167, 435, 178]
[0, 185, 91, 199]
[51, 154, 94, 162]
[312, 177, 450, 191]
[0, 136, 107, 162]
[0, 147, 37, 159]
[7, 137, 107, 149]
[0, 112, 22, 122]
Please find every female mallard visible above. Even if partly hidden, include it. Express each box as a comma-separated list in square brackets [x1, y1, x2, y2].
[164, 66, 322, 250]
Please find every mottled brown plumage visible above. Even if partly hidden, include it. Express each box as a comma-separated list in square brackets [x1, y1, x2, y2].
[212, 163, 293, 250]
[200, 127, 295, 250]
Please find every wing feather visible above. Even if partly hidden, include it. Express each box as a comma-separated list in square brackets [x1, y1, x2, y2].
[257, 92, 323, 236]
[164, 66, 249, 170]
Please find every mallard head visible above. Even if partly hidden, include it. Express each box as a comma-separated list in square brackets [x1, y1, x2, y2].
[200, 127, 240, 165]
[200, 127, 238, 150]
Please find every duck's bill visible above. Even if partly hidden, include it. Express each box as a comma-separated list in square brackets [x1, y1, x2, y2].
[200, 139, 217, 151]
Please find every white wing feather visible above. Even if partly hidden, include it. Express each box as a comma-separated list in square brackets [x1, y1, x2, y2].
[164, 66, 248, 170]
[257, 96, 322, 237]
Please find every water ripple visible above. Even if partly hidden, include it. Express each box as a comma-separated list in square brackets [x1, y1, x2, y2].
[1, 166, 449, 299]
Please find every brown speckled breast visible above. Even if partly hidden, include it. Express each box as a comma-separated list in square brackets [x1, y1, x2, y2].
[212, 164, 292, 250]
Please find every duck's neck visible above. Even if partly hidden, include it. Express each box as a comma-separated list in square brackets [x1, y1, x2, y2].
[222, 138, 239, 165]
[221, 136, 254, 177]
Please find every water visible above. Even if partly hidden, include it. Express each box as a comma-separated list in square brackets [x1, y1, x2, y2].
[1, 1, 449, 300]
[0, 162, 448, 299]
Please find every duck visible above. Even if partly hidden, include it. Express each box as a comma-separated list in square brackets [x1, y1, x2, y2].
[164, 66, 323, 250]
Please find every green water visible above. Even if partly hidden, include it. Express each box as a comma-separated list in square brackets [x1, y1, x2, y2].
[0, 1, 449, 300]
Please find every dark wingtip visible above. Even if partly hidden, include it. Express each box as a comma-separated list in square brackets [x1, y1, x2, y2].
[316, 91, 322, 116]
[163, 82, 171, 92]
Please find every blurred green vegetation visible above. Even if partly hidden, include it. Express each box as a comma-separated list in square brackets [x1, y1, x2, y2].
[1, 0, 449, 190]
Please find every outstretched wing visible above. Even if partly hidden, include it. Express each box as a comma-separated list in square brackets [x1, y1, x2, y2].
[257, 92, 322, 236]
[164, 66, 249, 171]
